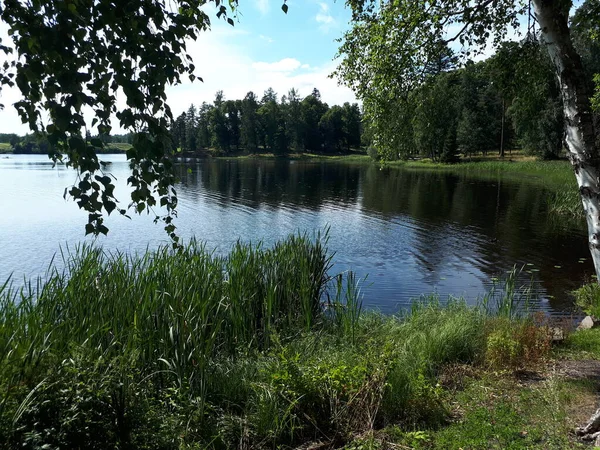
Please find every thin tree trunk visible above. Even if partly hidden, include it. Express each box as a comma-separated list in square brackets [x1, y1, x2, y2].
[533, 0, 600, 281]
[533, 0, 600, 440]
[500, 98, 505, 158]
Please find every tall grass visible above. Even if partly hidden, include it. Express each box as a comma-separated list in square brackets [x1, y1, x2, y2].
[548, 188, 583, 219]
[0, 232, 348, 378]
[0, 236, 555, 449]
[481, 265, 534, 319]
[0, 233, 365, 445]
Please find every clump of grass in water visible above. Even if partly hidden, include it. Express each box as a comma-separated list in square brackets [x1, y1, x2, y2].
[0, 231, 349, 368]
[482, 264, 534, 320]
[325, 271, 365, 344]
[0, 232, 369, 447]
[548, 187, 583, 219]
[0, 243, 559, 448]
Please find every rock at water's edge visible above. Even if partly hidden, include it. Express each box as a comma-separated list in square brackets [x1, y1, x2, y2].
[578, 315, 597, 330]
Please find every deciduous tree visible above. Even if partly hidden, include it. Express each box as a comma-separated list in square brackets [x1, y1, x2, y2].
[0, 0, 288, 242]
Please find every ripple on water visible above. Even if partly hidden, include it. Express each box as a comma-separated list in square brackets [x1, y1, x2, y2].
[0, 156, 592, 315]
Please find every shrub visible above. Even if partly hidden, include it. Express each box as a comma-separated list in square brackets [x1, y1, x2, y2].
[485, 326, 521, 368]
[573, 282, 600, 317]
[367, 145, 379, 161]
[485, 319, 552, 370]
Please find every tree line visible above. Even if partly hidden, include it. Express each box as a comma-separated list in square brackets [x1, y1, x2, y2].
[0, 132, 133, 154]
[346, 1, 600, 163]
[365, 37, 588, 163]
[170, 88, 364, 155]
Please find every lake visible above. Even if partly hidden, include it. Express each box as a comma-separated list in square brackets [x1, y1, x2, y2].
[0, 154, 592, 314]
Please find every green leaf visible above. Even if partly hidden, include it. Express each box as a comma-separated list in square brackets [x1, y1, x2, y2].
[105, 201, 117, 215]
[282, 3, 288, 14]
[69, 136, 86, 153]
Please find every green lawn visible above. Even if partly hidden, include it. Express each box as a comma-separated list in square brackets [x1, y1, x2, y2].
[347, 328, 600, 450]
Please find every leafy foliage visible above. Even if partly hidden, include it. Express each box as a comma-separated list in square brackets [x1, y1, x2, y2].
[573, 1, 600, 118]
[337, 1, 599, 162]
[336, 0, 524, 157]
[572, 282, 600, 317]
[0, 1, 289, 241]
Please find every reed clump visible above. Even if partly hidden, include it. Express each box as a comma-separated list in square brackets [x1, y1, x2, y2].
[0, 235, 557, 449]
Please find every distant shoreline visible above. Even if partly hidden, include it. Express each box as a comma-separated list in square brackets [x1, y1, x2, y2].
[0, 143, 131, 155]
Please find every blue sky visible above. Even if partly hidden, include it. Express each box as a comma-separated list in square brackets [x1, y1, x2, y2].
[0, 0, 357, 134]
[231, 0, 350, 67]
[160, 1, 358, 115]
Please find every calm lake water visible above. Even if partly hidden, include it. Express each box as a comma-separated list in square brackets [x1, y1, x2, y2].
[0, 154, 592, 314]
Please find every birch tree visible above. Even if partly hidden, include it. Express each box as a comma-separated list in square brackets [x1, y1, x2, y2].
[0, 0, 288, 243]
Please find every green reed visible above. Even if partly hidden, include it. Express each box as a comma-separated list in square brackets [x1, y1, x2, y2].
[0, 232, 358, 393]
[481, 265, 534, 320]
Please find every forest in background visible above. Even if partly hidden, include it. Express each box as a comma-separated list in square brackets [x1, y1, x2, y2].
[0, 132, 132, 154]
[170, 88, 363, 155]
[1, 0, 598, 163]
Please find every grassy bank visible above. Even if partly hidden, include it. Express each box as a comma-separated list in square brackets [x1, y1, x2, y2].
[224, 151, 581, 220]
[1, 234, 598, 449]
[310, 152, 581, 220]
[211, 151, 371, 163]
[101, 142, 132, 153]
[393, 159, 581, 218]
[0, 143, 11, 154]
[212, 150, 576, 193]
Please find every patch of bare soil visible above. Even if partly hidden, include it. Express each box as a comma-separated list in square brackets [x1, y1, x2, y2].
[553, 359, 600, 383]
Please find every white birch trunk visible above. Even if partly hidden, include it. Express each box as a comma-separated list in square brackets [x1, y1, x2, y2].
[532, 0, 600, 282]
[532, 0, 600, 437]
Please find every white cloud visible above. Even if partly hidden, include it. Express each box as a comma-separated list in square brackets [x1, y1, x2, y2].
[254, 0, 270, 15]
[252, 58, 301, 73]
[315, 2, 337, 33]
[165, 28, 356, 115]
[259, 34, 274, 43]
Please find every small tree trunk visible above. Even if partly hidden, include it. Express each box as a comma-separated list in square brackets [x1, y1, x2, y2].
[533, 0, 600, 282]
[500, 98, 505, 158]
